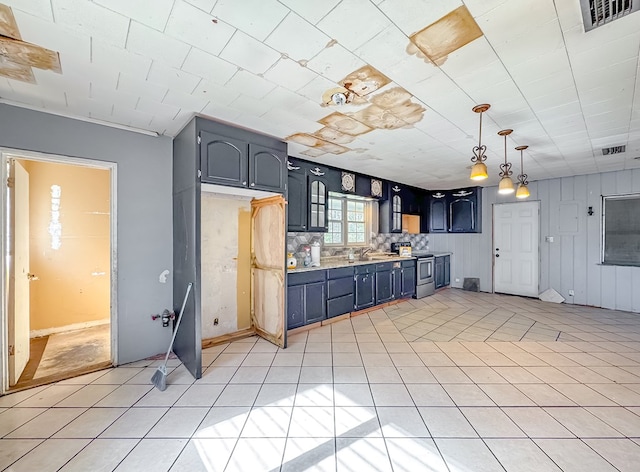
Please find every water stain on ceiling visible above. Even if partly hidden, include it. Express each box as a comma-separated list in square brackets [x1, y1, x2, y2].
[407, 5, 483, 66]
[0, 3, 62, 83]
[287, 6, 485, 159]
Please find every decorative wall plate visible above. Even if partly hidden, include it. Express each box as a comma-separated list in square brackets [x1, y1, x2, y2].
[341, 172, 355, 192]
[371, 179, 382, 197]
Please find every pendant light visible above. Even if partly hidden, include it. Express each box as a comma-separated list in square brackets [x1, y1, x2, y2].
[469, 104, 490, 181]
[497, 129, 515, 194]
[515, 145, 530, 199]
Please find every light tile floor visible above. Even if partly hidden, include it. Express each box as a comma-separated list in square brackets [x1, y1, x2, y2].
[2, 289, 640, 471]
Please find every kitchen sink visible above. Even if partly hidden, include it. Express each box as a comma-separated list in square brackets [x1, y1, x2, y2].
[360, 252, 400, 261]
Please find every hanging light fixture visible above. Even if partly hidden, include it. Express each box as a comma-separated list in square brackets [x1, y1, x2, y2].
[515, 145, 530, 199]
[469, 104, 490, 181]
[497, 129, 515, 194]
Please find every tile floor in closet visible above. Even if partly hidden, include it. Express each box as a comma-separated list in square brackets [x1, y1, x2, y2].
[1, 289, 640, 471]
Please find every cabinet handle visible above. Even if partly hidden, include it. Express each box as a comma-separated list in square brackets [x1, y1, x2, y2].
[242, 181, 247, 186]
[250, 182, 255, 187]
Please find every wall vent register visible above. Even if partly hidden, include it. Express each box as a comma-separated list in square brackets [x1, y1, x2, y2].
[581, 0, 639, 31]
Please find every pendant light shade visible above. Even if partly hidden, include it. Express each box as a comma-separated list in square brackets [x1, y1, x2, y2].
[470, 162, 488, 180]
[469, 104, 490, 181]
[497, 129, 515, 195]
[515, 145, 530, 199]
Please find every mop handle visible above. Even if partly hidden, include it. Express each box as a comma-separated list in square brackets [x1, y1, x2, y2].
[163, 282, 193, 364]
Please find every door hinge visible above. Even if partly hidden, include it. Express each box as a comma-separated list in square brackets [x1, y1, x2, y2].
[8, 345, 14, 356]
[198, 169, 202, 178]
[7, 177, 14, 188]
[197, 135, 201, 145]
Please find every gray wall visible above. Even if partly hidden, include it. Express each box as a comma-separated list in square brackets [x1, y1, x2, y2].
[0, 104, 174, 364]
[430, 169, 640, 313]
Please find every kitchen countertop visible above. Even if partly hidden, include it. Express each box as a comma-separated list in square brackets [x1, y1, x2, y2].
[288, 255, 416, 273]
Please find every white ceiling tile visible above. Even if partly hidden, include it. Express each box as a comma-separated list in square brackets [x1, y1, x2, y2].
[261, 107, 318, 133]
[126, 21, 191, 69]
[316, 0, 392, 51]
[181, 48, 238, 85]
[464, 0, 509, 18]
[527, 86, 580, 111]
[182, 0, 216, 12]
[31, 67, 92, 95]
[261, 87, 309, 111]
[212, 0, 289, 41]
[490, 20, 565, 68]
[219, 30, 281, 74]
[228, 93, 273, 117]
[278, 0, 341, 25]
[66, 95, 114, 117]
[165, 1, 236, 55]
[136, 97, 180, 118]
[306, 44, 366, 83]
[200, 102, 243, 123]
[296, 74, 339, 102]
[147, 61, 201, 94]
[0, 82, 46, 109]
[12, 9, 90, 65]
[263, 59, 318, 92]
[378, 0, 462, 36]
[570, 34, 640, 73]
[162, 110, 194, 136]
[2, 0, 53, 20]
[439, 37, 500, 79]
[93, 0, 174, 31]
[92, 39, 152, 79]
[574, 58, 638, 91]
[264, 12, 331, 62]
[192, 80, 240, 107]
[91, 85, 139, 109]
[52, 0, 129, 47]
[223, 70, 277, 99]
[353, 25, 409, 72]
[477, 0, 558, 41]
[162, 89, 209, 113]
[112, 105, 154, 128]
[117, 73, 168, 102]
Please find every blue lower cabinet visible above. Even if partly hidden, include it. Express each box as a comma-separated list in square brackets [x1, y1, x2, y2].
[287, 271, 326, 329]
[354, 265, 375, 311]
[327, 267, 355, 318]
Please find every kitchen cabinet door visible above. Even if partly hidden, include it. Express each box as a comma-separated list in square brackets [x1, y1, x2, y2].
[434, 256, 445, 289]
[200, 131, 248, 188]
[287, 169, 307, 232]
[449, 187, 482, 233]
[401, 266, 416, 297]
[248, 143, 286, 193]
[392, 268, 402, 299]
[287, 285, 305, 329]
[354, 273, 375, 310]
[375, 270, 393, 304]
[308, 177, 328, 232]
[444, 255, 450, 286]
[304, 281, 326, 324]
[429, 193, 448, 233]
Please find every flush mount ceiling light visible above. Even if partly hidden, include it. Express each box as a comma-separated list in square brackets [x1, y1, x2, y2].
[515, 145, 530, 199]
[497, 129, 515, 194]
[469, 104, 490, 181]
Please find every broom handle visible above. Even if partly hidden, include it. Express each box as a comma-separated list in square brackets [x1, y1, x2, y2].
[163, 282, 193, 364]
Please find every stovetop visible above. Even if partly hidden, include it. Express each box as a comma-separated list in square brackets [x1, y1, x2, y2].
[412, 251, 434, 258]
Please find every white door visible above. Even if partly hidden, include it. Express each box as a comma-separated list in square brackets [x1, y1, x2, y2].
[493, 201, 539, 297]
[8, 159, 31, 386]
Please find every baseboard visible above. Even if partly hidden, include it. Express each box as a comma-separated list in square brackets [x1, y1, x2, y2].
[30, 319, 110, 339]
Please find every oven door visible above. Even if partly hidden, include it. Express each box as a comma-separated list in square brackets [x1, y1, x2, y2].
[416, 257, 434, 285]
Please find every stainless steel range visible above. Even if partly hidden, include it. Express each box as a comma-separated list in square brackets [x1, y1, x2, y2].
[391, 242, 435, 299]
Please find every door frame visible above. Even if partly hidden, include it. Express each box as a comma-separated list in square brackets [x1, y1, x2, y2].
[491, 200, 540, 296]
[0, 148, 118, 394]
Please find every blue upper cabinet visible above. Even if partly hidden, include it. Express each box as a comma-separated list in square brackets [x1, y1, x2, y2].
[429, 187, 482, 233]
[196, 118, 286, 194]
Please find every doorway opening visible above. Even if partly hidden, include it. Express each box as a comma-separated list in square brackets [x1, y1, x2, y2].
[2, 150, 116, 393]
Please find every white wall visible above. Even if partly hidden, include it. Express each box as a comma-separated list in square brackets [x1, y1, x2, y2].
[430, 169, 640, 313]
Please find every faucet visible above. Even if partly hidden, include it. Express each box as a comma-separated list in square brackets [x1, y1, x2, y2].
[359, 247, 374, 259]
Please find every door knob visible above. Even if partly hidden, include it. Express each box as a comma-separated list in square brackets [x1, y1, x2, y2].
[27, 273, 39, 281]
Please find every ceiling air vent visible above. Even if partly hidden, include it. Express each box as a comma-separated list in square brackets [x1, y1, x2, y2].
[581, 0, 640, 31]
[601, 145, 626, 155]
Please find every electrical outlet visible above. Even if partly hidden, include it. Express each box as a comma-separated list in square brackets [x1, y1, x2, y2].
[455, 278, 460, 283]
[214, 318, 219, 325]
[568, 290, 574, 296]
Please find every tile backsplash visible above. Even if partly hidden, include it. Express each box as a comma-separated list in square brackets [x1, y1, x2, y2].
[287, 231, 430, 260]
